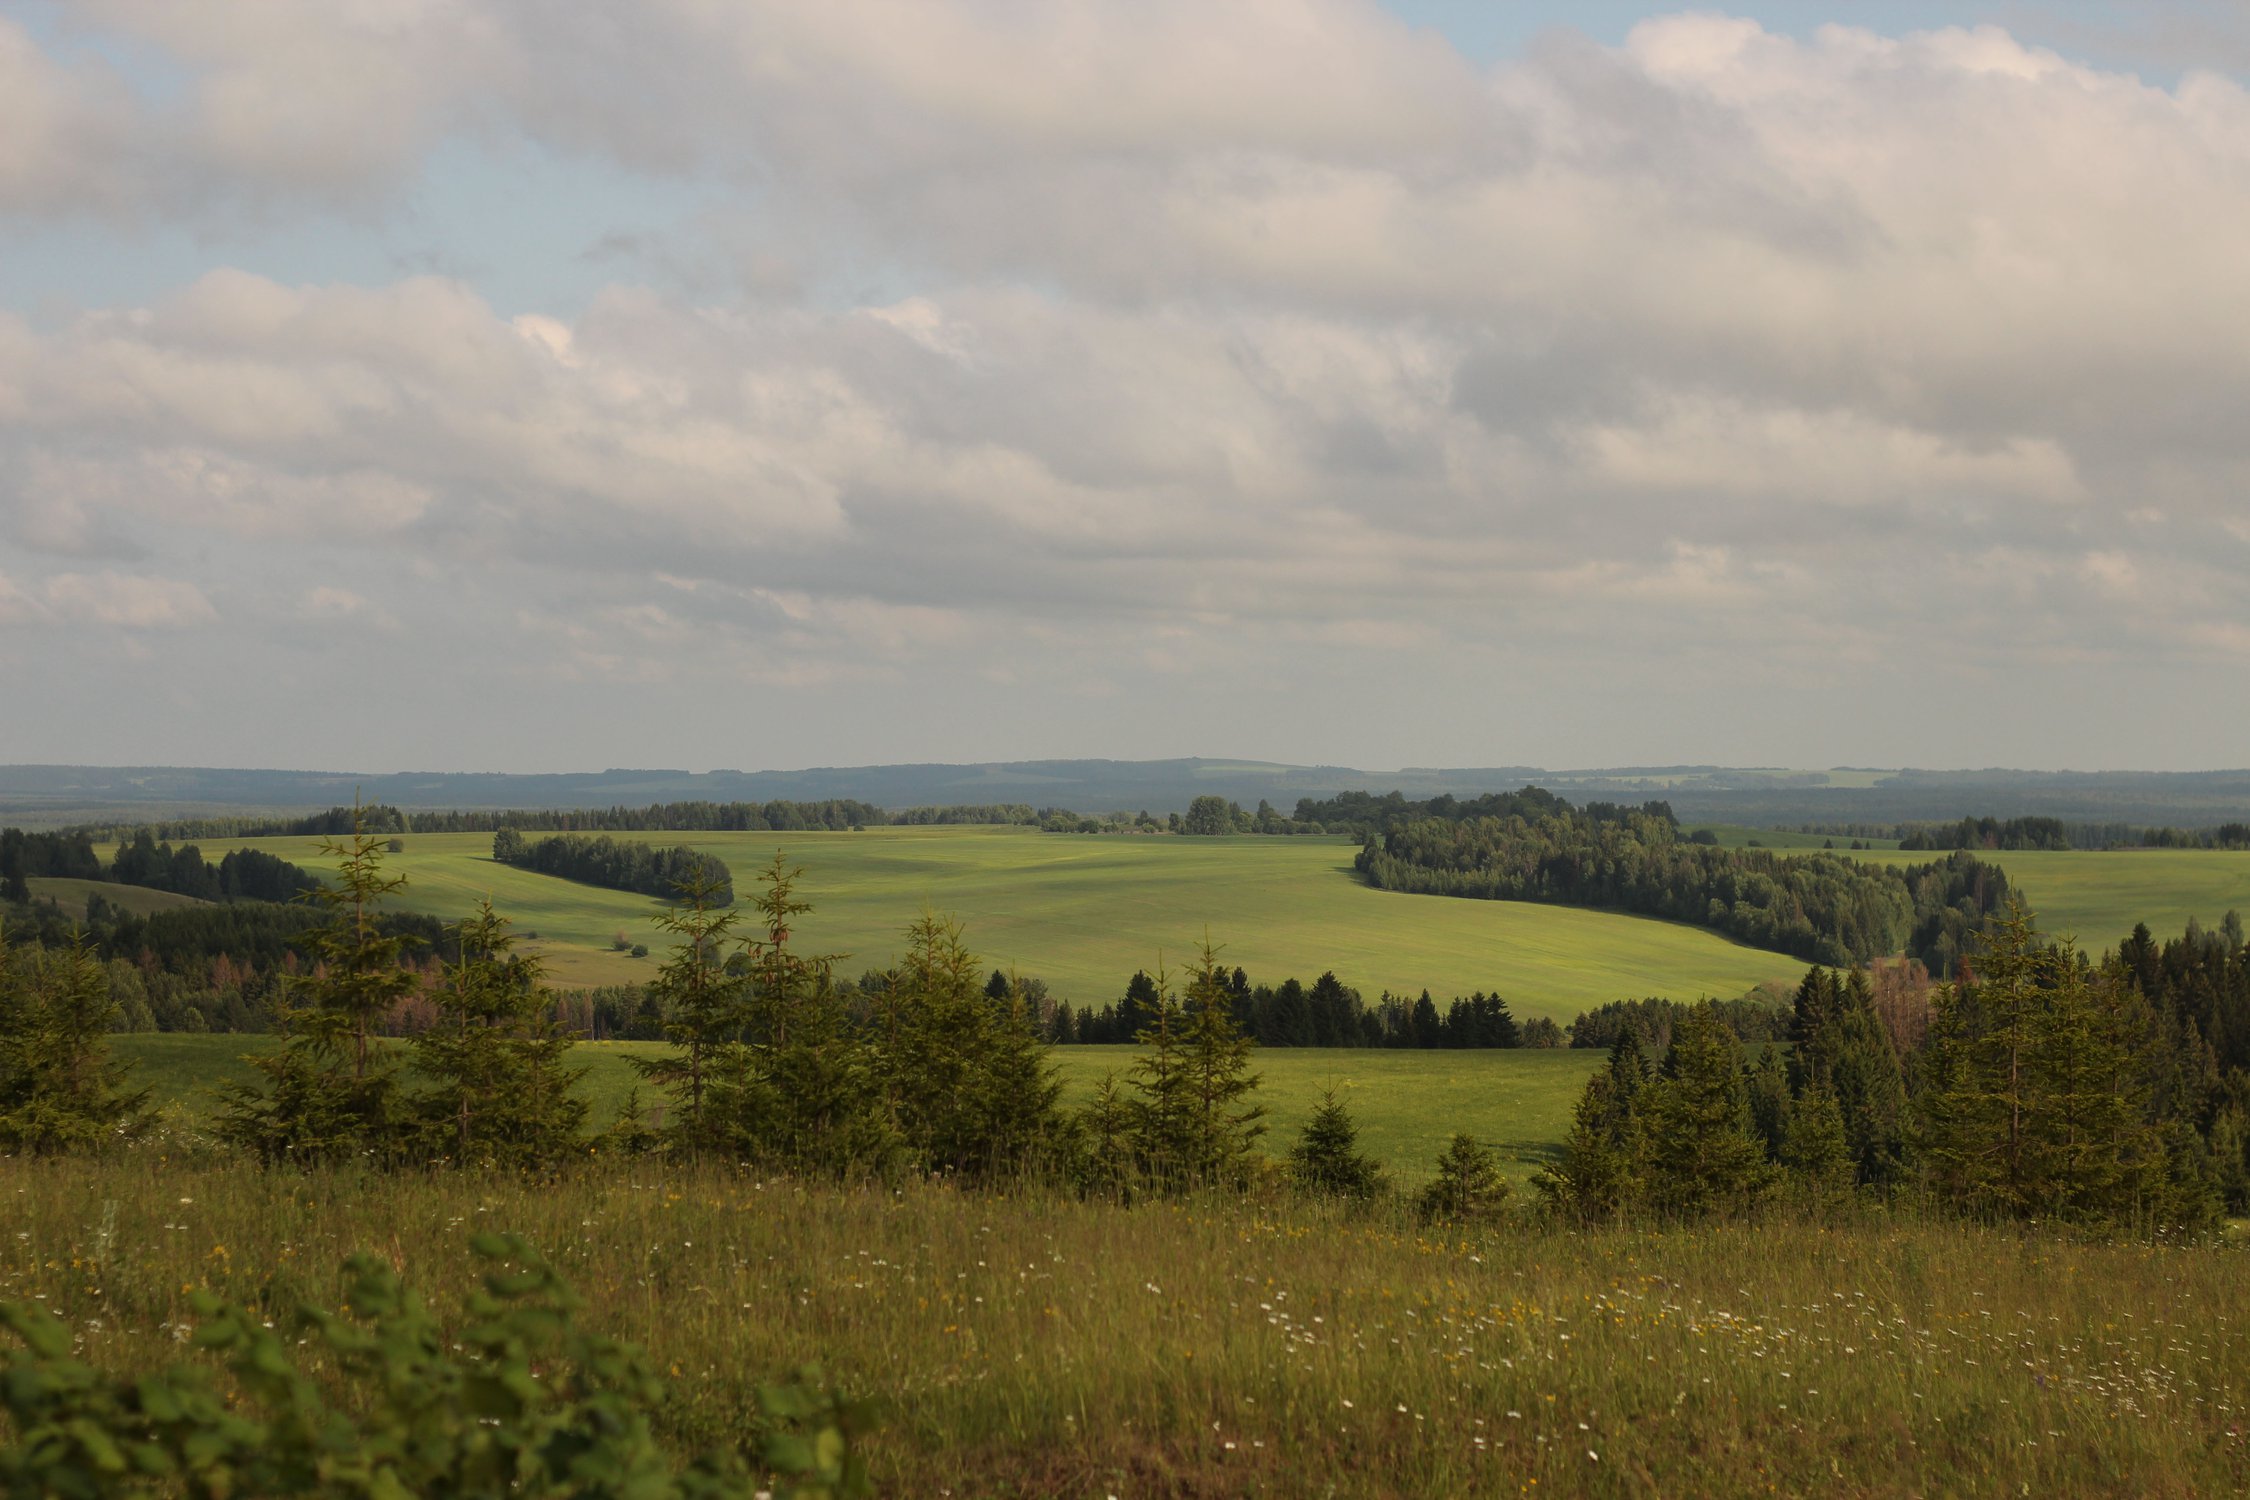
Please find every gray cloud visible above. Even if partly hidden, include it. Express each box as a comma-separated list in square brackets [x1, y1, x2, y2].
[1, 5, 2247, 769]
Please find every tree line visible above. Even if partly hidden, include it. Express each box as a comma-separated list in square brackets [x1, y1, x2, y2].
[1800, 815, 2250, 851]
[1537, 905, 2241, 1232]
[1056, 968, 1560, 1048]
[491, 830, 734, 903]
[1356, 799, 2014, 972]
[0, 827, 319, 905]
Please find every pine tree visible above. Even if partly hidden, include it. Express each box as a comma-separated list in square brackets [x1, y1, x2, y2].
[1790, 966, 1907, 1186]
[1125, 966, 1192, 1182]
[0, 929, 152, 1154]
[1746, 1045, 1790, 1158]
[1074, 1071, 1136, 1197]
[1637, 1002, 1772, 1219]
[742, 856, 885, 1177]
[1533, 1069, 1641, 1222]
[1915, 904, 2206, 1229]
[410, 901, 586, 1169]
[1288, 1087, 1384, 1199]
[1781, 1080, 1853, 1213]
[217, 811, 417, 1165]
[971, 968, 1066, 1182]
[626, 865, 751, 1156]
[1418, 1133, 1510, 1225]
[1177, 941, 1266, 1186]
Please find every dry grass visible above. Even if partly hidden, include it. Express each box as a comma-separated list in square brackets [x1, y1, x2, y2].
[7, 1136, 2248, 1497]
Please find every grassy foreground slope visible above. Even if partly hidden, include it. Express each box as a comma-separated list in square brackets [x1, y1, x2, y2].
[113, 1036, 1602, 1182]
[187, 827, 1801, 1017]
[9, 1156, 2246, 1497]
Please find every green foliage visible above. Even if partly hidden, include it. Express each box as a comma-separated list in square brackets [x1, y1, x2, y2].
[1781, 1081, 1854, 1212]
[740, 855, 888, 1178]
[1788, 966, 1907, 1186]
[1121, 949, 1267, 1190]
[1536, 1005, 1774, 1222]
[1287, 1087, 1385, 1199]
[1913, 904, 2211, 1231]
[0, 1232, 869, 1499]
[0, 927, 152, 1154]
[493, 829, 735, 903]
[626, 866, 752, 1156]
[410, 901, 589, 1169]
[1534, 1065, 1641, 1222]
[1415, 1133, 1509, 1224]
[214, 813, 419, 1165]
[1637, 1003, 1775, 1219]
[1359, 801, 2016, 971]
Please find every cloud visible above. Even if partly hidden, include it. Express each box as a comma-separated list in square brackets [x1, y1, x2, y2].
[40, 570, 217, 628]
[1, 6, 2247, 766]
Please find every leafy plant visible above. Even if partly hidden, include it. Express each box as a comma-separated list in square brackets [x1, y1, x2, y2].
[0, 1233, 872, 1498]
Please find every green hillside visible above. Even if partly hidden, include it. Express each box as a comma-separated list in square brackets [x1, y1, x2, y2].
[26, 876, 208, 917]
[180, 826, 1801, 1018]
[1841, 847, 2250, 952]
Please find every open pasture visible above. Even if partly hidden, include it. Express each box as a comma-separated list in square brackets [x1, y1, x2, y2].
[184, 826, 1801, 1018]
[113, 1036, 1603, 1183]
[27, 875, 206, 917]
[1842, 847, 2250, 952]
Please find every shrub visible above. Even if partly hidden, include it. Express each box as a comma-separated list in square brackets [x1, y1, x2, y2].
[0, 1232, 871, 1498]
[1287, 1087, 1385, 1199]
[1417, 1133, 1510, 1224]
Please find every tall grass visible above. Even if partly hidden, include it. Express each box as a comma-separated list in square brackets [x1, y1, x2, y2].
[8, 1137, 2247, 1496]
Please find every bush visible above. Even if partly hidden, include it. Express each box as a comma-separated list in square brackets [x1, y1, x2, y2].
[0, 1232, 871, 1499]
[1287, 1088, 1385, 1199]
[1417, 1133, 1510, 1224]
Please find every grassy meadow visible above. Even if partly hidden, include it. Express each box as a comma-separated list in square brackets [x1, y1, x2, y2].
[6, 1152, 2246, 1497]
[1839, 847, 2250, 953]
[113, 1036, 1604, 1184]
[26, 875, 205, 917]
[169, 827, 1807, 1019]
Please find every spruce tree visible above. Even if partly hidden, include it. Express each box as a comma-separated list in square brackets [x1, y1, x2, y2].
[1178, 941, 1266, 1186]
[217, 813, 417, 1165]
[1125, 966, 1192, 1182]
[410, 901, 586, 1169]
[740, 856, 885, 1176]
[626, 865, 751, 1156]
[1781, 1081, 1853, 1212]
[0, 929, 151, 1154]
[1533, 1069, 1641, 1222]
[1637, 1002, 1772, 1219]
[1075, 1070, 1137, 1197]
[1418, 1133, 1510, 1225]
[971, 968, 1066, 1181]
[1288, 1087, 1384, 1199]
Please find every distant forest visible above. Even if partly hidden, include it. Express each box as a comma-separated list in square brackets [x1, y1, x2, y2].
[1799, 814, 2250, 852]
[0, 826, 319, 906]
[1355, 798, 2013, 973]
[491, 830, 733, 902]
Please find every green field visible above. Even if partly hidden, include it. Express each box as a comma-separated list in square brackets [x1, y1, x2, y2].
[182, 827, 1802, 1018]
[114, 1035, 1601, 1183]
[1842, 846, 2250, 952]
[27, 876, 206, 917]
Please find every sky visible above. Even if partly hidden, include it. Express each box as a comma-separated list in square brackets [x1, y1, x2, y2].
[4, 2, 2249, 775]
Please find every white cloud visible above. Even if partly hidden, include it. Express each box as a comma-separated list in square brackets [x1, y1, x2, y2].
[0, 6, 2246, 766]
[41, 570, 217, 628]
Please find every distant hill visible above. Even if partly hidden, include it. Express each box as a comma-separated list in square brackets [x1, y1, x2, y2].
[3, 759, 2248, 830]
